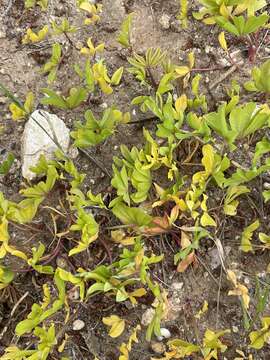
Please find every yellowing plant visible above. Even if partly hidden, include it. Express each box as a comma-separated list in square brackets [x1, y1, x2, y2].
[22, 25, 49, 44]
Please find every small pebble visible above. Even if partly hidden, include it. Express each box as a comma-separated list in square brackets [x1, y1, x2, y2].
[68, 288, 80, 301]
[232, 325, 239, 333]
[159, 14, 170, 30]
[68, 146, 79, 159]
[171, 282, 184, 291]
[72, 319, 85, 331]
[151, 342, 166, 354]
[100, 102, 108, 109]
[156, 328, 171, 341]
[263, 182, 270, 190]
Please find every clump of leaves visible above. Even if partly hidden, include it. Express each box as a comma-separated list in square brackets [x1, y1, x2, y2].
[102, 315, 125, 338]
[128, 47, 167, 86]
[245, 60, 270, 94]
[177, 0, 188, 28]
[51, 18, 77, 35]
[205, 102, 270, 150]
[75, 59, 124, 94]
[240, 219, 260, 253]
[22, 25, 49, 44]
[9, 92, 34, 121]
[42, 43, 62, 84]
[152, 328, 230, 359]
[249, 317, 270, 349]
[0, 266, 14, 290]
[71, 107, 129, 148]
[79, 2, 103, 25]
[24, 0, 48, 10]
[0, 153, 15, 176]
[80, 38, 105, 57]
[41, 87, 88, 109]
[117, 13, 134, 48]
[2, 324, 57, 360]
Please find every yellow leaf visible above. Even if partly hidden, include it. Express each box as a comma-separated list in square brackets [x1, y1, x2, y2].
[102, 315, 125, 338]
[227, 270, 237, 287]
[201, 212, 217, 227]
[24, 92, 34, 114]
[188, 52, 195, 69]
[175, 66, 190, 77]
[175, 94, 187, 113]
[203, 17, 216, 25]
[4, 243, 28, 260]
[129, 288, 147, 298]
[9, 103, 25, 121]
[240, 220, 259, 253]
[201, 144, 214, 175]
[195, 300, 208, 319]
[227, 270, 250, 309]
[111, 230, 136, 246]
[0, 217, 9, 243]
[22, 25, 48, 44]
[218, 32, 228, 52]
[219, 3, 230, 18]
[98, 78, 113, 94]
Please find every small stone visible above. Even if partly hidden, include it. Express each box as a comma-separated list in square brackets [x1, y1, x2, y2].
[141, 307, 155, 326]
[208, 246, 231, 270]
[159, 14, 170, 30]
[156, 328, 171, 341]
[232, 325, 239, 333]
[68, 288, 80, 301]
[0, 30, 6, 39]
[68, 146, 79, 159]
[21, 110, 70, 180]
[100, 102, 108, 109]
[151, 342, 166, 354]
[171, 282, 184, 291]
[263, 182, 270, 190]
[0, 96, 7, 104]
[72, 319, 85, 331]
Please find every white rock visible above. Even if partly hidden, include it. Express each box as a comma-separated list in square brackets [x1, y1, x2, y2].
[72, 319, 85, 331]
[171, 282, 184, 291]
[159, 14, 170, 30]
[157, 327, 171, 341]
[264, 182, 270, 190]
[21, 110, 70, 180]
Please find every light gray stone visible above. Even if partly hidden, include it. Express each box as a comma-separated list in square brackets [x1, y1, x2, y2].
[159, 14, 170, 30]
[72, 319, 85, 331]
[21, 110, 70, 180]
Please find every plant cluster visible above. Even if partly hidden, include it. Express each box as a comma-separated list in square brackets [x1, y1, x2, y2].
[0, 0, 270, 359]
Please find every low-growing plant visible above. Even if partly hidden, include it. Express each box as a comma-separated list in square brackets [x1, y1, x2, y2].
[245, 59, 270, 94]
[75, 59, 124, 94]
[117, 13, 134, 48]
[24, 0, 48, 10]
[0, 153, 15, 176]
[42, 43, 62, 84]
[22, 25, 49, 44]
[41, 87, 88, 109]
[71, 107, 129, 148]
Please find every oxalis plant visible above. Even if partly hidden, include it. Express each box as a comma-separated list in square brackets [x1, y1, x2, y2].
[1, 1, 270, 359]
[194, 0, 269, 61]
